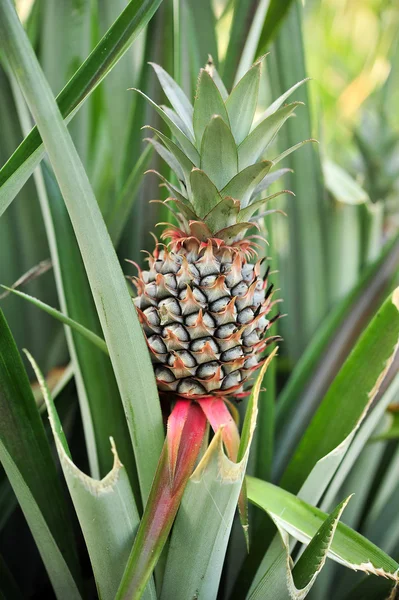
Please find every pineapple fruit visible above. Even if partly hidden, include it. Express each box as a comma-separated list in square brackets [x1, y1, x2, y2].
[132, 57, 306, 399]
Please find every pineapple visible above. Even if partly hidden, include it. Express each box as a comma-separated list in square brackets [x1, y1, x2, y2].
[132, 57, 307, 399]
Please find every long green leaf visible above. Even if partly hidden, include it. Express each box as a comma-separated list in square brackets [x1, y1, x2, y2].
[238, 102, 301, 170]
[281, 287, 399, 499]
[0, 308, 81, 599]
[0, 0, 164, 217]
[274, 233, 399, 478]
[248, 496, 350, 600]
[0, 0, 164, 504]
[26, 351, 156, 600]
[247, 477, 399, 581]
[1, 287, 108, 355]
[268, 1, 328, 357]
[40, 0, 91, 165]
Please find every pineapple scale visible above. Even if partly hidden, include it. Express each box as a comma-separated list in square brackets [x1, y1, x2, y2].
[133, 239, 277, 399]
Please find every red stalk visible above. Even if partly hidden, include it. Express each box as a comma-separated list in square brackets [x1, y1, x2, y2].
[117, 400, 207, 600]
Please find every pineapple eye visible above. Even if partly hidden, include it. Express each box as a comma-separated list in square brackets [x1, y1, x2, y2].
[237, 307, 254, 324]
[209, 296, 231, 312]
[200, 275, 218, 287]
[221, 370, 242, 390]
[155, 366, 175, 382]
[190, 337, 219, 354]
[148, 335, 167, 354]
[196, 361, 220, 379]
[231, 281, 248, 297]
[177, 378, 207, 396]
[168, 350, 196, 368]
[215, 323, 236, 339]
[220, 346, 244, 362]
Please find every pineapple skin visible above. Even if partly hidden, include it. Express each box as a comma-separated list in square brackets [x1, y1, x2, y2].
[133, 237, 278, 399]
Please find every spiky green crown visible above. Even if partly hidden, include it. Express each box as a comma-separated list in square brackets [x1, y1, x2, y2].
[135, 57, 312, 244]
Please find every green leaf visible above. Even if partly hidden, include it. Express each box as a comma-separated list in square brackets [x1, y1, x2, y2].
[281, 287, 399, 499]
[292, 497, 351, 590]
[134, 89, 200, 166]
[221, 161, 272, 208]
[25, 351, 156, 600]
[260, 78, 309, 121]
[271, 138, 317, 166]
[267, 1, 328, 357]
[187, 0, 218, 68]
[226, 59, 261, 144]
[0, 0, 165, 217]
[206, 59, 228, 101]
[0, 309, 81, 599]
[274, 234, 399, 475]
[248, 496, 350, 600]
[200, 115, 238, 190]
[247, 477, 399, 582]
[160, 352, 277, 600]
[193, 69, 230, 149]
[321, 373, 399, 514]
[0, 1, 164, 505]
[1, 286, 108, 355]
[189, 169, 222, 218]
[40, 0, 91, 166]
[145, 126, 195, 184]
[323, 158, 369, 205]
[250, 167, 292, 200]
[146, 138, 185, 183]
[204, 196, 240, 233]
[238, 190, 292, 222]
[221, 0, 258, 90]
[238, 102, 301, 170]
[255, 0, 295, 57]
[150, 62, 194, 138]
[109, 143, 153, 245]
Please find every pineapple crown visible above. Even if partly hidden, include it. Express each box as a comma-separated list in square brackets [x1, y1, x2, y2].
[133, 56, 314, 246]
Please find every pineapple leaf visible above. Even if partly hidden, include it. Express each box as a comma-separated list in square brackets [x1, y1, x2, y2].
[167, 198, 198, 221]
[0, 309, 82, 598]
[200, 115, 238, 190]
[149, 62, 194, 137]
[190, 169, 223, 218]
[146, 169, 190, 205]
[0, 0, 165, 217]
[238, 102, 302, 170]
[145, 126, 194, 188]
[238, 190, 294, 222]
[247, 477, 399, 582]
[204, 196, 240, 232]
[292, 496, 351, 591]
[25, 351, 151, 600]
[226, 60, 261, 145]
[145, 137, 186, 183]
[193, 69, 230, 149]
[257, 78, 309, 122]
[250, 167, 293, 200]
[221, 161, 272, 208]
[214, 222, 256, 244]
[160, 105, 195, 143]
[133, 89, 200, 165]
[272, 138, 318, 165]
[0, 286, 109, 355]
[205, 57, 229, 101]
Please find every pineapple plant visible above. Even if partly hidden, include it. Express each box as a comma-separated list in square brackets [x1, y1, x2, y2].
[132, 57, 305, 400]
